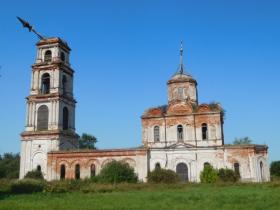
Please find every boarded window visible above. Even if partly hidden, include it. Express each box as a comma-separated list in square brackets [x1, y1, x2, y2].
[202, 123, 208, 140]
[37, 105, 48, 131]
[63, 107, 69, 130]
[178, 87, 184, 99]
[44, 50, 52, 62]
[41, 73, 50, 94]
[90, 164, 96, 177]
[60, 164, 66, 180]
[62, 75, 67, 95]
[154, 126, 160, 142]
[177, 125, 183, 141]
[75, 164, 80, 180]
[176, 163, 188, 182]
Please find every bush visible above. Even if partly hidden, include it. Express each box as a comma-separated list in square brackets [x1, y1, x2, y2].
[44, 181, 69, 193]
[10, 179, 44, 194]
[24, 170, 44, 179]
[0, 179, 12, 194]
[270, 161, 280, 177]
[147, 168, 179, 184]
[98, 160, 138, 184]
[200, 165, 218, 183]
[217, 168, 239, 182]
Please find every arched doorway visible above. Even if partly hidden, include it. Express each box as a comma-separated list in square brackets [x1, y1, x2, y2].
[36, 165, 41, 172]
[75, 164, 80, 180]
[60, 164, 66, 180]
[90, 164, 96, 178]
[176, 163, 188, 182]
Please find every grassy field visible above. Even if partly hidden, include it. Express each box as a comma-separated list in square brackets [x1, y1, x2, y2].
[1, 182, 280, 210]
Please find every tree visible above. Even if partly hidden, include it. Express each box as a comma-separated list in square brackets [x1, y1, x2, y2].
[98, 160, 137, 183]
[233, 137, 252, 145]
[200, 164, 218, 183]
[147, 168, 179, 184]
[270, 161, 280, 177]
[217, 168, 239, 182]
[78, 133, 97, 149]
[0, 153, 20, 179]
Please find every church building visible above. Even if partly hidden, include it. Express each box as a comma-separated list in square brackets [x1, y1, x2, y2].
[20, 37, 270, 182]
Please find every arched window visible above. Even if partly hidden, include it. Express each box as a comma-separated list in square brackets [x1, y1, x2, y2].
[204, 162, 211, 168]
[60, 164, 66, 180]
[44, 50, 52, 62]
[177, 125, 183, 141]
[202, 123, 208, 140]
[234, 163, 240, 176]
[155, 163, 161, 170]
[63, 107, 69, 130]
[75, 164, 80, 180]
[37, 105, 49, 131]
[260, 161, 264, 181]
[61, 52, 65, 62]
[62, 75, 67, 95]
[90, 164, 96, 178]
[36, 165, 41, 172]
[154, 126, 160, 142]
[41, 73, 50, 94]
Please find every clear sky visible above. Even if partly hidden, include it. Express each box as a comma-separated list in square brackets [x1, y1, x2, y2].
[0, 0, 279, 161]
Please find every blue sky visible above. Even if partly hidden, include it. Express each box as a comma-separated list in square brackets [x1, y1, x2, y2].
[0, 0, 279, 161]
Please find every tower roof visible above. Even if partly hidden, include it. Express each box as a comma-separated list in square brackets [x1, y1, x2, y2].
[36, 37, 71, 51]
[168, 41, 197, 85]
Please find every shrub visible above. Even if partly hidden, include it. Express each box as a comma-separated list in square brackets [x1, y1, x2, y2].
[24, 170, 44, 179]
[98, 160, 138, 184]
[10, 179, 44, 194]
[200, 165, 218, 183]
[217, 168, 239, 182]
[270, 161, 280, 177]
[147, 168, 179, 184]
[0, 179, 12, 194]
[44, 181, 69, 193]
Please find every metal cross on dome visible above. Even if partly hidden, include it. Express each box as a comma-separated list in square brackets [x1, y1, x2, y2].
[17, 17, 46, 40]
[178, 40, 187, 74]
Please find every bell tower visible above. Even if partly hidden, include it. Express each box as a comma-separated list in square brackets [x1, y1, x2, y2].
[20, 37, 78, 179]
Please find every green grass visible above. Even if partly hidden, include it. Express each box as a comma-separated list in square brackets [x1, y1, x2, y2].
[1, 183, 280, 210]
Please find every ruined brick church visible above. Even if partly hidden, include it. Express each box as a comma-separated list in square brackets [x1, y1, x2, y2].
[20, 37, 270, 182]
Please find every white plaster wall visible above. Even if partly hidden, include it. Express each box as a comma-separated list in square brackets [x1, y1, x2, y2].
[149, 147, 270, 183]
[20, 139, 60, 179]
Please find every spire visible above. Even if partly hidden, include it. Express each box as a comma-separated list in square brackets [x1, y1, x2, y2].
[17, 16, 46, 40]
[170, 40, 191, 78]
[179, 40, 184, 74]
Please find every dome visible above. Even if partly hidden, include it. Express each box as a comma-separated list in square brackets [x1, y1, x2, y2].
[167, 71, 197, 85]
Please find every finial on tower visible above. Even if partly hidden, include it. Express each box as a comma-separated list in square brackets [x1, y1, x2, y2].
[17, 17, 46, 40]
[179, 40, 184, 74]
